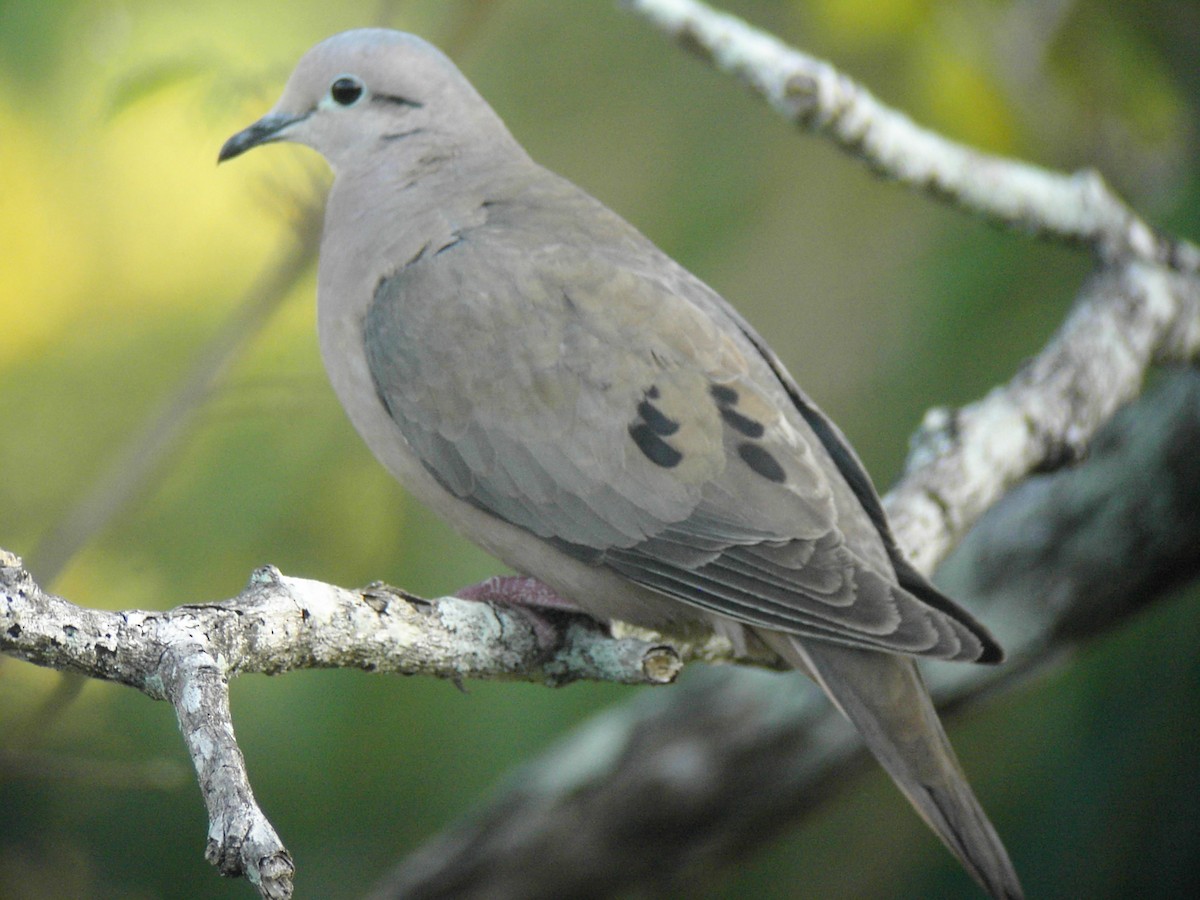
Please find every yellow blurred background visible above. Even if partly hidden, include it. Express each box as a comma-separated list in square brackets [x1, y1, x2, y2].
[2, 1, 1198, 897]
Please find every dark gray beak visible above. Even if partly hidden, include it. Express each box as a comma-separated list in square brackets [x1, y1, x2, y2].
[218, 111, 309, 163]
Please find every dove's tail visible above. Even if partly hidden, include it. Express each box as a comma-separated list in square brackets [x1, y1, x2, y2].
[762, 633, 1024, 900]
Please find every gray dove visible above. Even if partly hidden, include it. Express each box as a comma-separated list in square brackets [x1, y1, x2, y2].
[220, 29, 1022, 899]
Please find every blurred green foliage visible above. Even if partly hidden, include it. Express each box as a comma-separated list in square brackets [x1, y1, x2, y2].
[2, 0, 1198, 897]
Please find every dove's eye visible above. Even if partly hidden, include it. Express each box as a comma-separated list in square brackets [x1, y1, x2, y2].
[330, 76, 364, 106]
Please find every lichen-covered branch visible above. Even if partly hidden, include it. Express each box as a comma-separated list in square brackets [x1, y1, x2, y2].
[934, 367, 1200, 661]
[0, 563, 689, 689]
[888, 264, 1200, 573]
[1, 557, 687, 899]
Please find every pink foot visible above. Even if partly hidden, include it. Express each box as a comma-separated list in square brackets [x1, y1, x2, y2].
[455, 576, 592, 651]
[455, 575, 584, 613]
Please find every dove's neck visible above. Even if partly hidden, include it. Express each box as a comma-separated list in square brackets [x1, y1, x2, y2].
[322, 130, 527, 293]
[314, 131, 537, 412]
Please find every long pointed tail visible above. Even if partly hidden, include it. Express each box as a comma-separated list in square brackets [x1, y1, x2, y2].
[762, 632, 1024, 899]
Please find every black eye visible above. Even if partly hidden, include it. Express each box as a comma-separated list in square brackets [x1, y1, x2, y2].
[330, 76, 363, 106]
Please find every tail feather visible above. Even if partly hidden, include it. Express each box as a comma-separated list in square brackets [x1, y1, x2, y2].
[762, 632, 1023, 900]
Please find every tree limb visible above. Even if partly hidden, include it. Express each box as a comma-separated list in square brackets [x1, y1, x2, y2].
[890, 263, 1200, 573]
[1, 558, 689, 899]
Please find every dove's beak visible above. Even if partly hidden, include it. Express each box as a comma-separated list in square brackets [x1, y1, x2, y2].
[219, 111, 309, 163]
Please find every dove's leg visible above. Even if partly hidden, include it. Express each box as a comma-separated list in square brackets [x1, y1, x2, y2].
[456, 576, 593, 650]
[455, 575, 585, 613]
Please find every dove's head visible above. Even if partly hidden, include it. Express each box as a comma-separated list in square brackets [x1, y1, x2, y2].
[219, 29, 518, 172]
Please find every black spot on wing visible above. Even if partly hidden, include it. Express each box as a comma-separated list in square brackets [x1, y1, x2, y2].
[738, 442, 786, 483]
[629, 386, 683, 467]
[710, 384, 738, 406]
[637, 399, 680, 436]
[629, 423, 683, 468]
[711, 382, 766, 437]
[720, 406, 765, 438]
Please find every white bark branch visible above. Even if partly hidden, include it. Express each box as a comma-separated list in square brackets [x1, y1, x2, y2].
[890, 263, 1200, 573]
[1, 559, 687, 899]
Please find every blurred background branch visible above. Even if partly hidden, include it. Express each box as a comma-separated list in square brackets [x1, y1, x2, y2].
[27, 213, 322, 586]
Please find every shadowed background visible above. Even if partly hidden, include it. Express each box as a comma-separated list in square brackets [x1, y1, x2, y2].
[2, 0, 1198, 897]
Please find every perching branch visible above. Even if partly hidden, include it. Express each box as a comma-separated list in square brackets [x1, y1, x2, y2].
[0, 557, 688, 899]
[0, 563, 692, 691]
